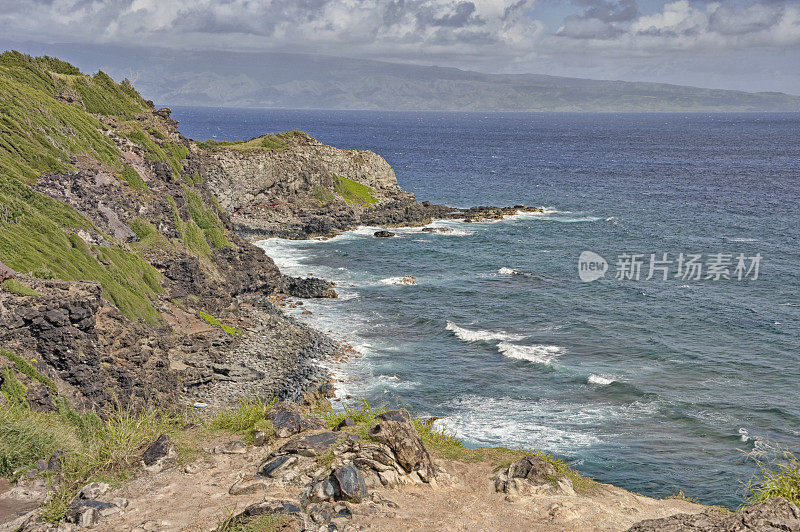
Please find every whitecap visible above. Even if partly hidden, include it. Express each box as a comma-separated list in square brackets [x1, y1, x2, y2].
[497, 267, 518, 275]
[379, 276, 417, 286]
[497, 341, 564, 365]
[446, 321, 526, 343]
[588, 374, 616, 386]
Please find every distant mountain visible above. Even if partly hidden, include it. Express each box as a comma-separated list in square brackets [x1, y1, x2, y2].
[4, 42, 799, 112]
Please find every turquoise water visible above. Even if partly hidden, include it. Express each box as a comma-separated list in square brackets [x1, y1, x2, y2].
[173, 108, 800, 508]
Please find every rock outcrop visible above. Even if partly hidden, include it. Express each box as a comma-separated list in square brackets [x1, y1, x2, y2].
[627, 496, 800, 531]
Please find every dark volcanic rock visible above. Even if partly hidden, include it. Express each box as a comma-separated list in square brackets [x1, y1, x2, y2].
[279, 431, 343, 457]
[279, 276, 337, 299]
[508, 454, 557, 484]
[627, 497, 800, 532]
[268, 401, 326, 438]
[332, 464, 367, 502]
[142, 434, 177, 472]
[373, 230, 395, 238]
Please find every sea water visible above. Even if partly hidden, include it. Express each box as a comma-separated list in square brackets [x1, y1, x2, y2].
[172, 107, 800, 508]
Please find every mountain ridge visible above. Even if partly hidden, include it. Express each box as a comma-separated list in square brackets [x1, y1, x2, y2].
[2, 42, 798, 112]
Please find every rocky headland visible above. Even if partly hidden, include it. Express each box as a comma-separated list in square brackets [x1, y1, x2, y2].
[1, 52, 797, 531]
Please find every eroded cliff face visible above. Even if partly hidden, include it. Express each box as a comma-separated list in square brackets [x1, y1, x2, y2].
[200, 133, 422, 240]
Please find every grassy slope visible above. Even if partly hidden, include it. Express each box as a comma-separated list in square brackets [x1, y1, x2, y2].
[0, 51, 232, 323]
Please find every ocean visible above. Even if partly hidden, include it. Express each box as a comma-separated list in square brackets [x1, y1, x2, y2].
[171, 107, 800, 508]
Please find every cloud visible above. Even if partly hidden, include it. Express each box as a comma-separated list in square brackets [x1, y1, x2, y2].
[0, 0, 799, 92]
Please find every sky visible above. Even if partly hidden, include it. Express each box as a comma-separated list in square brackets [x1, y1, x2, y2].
[1, 0, 799, 93]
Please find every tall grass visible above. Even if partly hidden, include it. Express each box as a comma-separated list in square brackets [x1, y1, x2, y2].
[749, 450, 800, 506]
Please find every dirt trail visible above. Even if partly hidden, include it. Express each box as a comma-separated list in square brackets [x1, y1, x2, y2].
[94, 437, 703, 532]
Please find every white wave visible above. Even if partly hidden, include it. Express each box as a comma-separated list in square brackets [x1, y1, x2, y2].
[497, 341, 564, 365]
[375, 374, 418, 390]
[497, 267, 518, 275]
[446, 321, 526, 343]
[379, 276, 417, 286]
[729, 237, 758, 242]
[588, 374, 616, 386]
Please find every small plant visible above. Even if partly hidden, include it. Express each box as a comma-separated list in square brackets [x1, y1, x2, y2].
[748, 450, 800, 506]
[0, 368, 28, 406]
[1, 278, 41, 296]
[119, 165, 149, 192]
[208, 397, 276, 434]
[1, 349, 56, 391]
[199, 310, 243, 335]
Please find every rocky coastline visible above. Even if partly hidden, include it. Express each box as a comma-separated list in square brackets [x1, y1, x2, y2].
[2, 53, 797, 531]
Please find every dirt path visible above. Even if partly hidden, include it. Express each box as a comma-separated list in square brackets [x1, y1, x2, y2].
[94, 438, 703, 532]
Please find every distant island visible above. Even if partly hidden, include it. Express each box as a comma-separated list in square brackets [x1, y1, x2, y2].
[4, 42, 800, 112]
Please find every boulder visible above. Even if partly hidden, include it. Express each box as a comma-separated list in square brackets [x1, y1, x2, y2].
[373, 230, 395, 238]
[334, 418, 356, 431]
[213, 440, 247, 454]
[278, 431, 344, 457]
[0, 260, 16, 282]
[627, 496, 800, 531]
[141, 434, 177, 473]
[268, 402, 326, 438]
[368, 416, 435, 482]
[280, 276, 337, 299]
[332, 464, 367, 503]
[494, 455, 574, 498]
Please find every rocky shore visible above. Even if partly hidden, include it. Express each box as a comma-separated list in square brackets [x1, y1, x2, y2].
[2, 53, 797, 531]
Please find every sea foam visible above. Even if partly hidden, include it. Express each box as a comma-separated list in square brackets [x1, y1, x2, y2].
[446, 321, 525, 342]
[497, 341, 564, 365]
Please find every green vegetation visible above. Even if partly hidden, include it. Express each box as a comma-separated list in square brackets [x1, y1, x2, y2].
[0, 52, 170, 323]
[1, 278, 41, 296]
[208, 398, 277, 444]
[119, 165, 149, 192]
[197, 132, 306, 152]
[199, 310, 244, 335]
[0, 367, 28, 407]
[313, 185, 337, 205]
[1, 349, 56, 391]
[216, 507, 290, 532]
[125, 126, 189, 178]
[749, 451, 800, 506]
[186, 188, 231, 249]
[333, 174, 378, 205]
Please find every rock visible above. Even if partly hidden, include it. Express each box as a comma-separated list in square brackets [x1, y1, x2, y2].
[257, 455, 299, 478]
[334, 418, 356, 431]
[279, 431, 343, 457]
[132, 520, 160, 532]
[509, 454, 557, 484]
[280, 276, 337, 299]
[229, 476, 271, 495]
[214, 440, 247, 454]
[253, 430, 268, 446]
[268, 402, 326, 438]
[307, 476, 341, 503]
[377, 409, 410, 423]
[368, 418, 435, 482]
[421, 227, 454, 234]
[332, 464, 367, 503]
[627, 496, 800, 531]
[0, 260, 17, 282]
[237, 498, 303, 518]
[141, 434, 177, 472]
[76, 482, 110, 500]
[65, 500, 114, 526]
[373, 230, 395, 238]
[184, 460, 214, 474]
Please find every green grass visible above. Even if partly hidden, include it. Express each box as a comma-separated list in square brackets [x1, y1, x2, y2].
[1, 349, 56, 391]
[125, 126, 188, 179]
[333, 174, 378, 205]
[120, 165, 149, 192]
[199, 310, 243, 335]
[749, 451, 800, 506]
[1, 278, 41, 296]
[198, 131, 306, 152]
[275, 130, 307, 139]
[0, 368, 27, 407]
[216, 507, 291, 532]
[207, 397, 276, 434]
[186, 188, 231, 249]
[0, 52, 170, 324]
